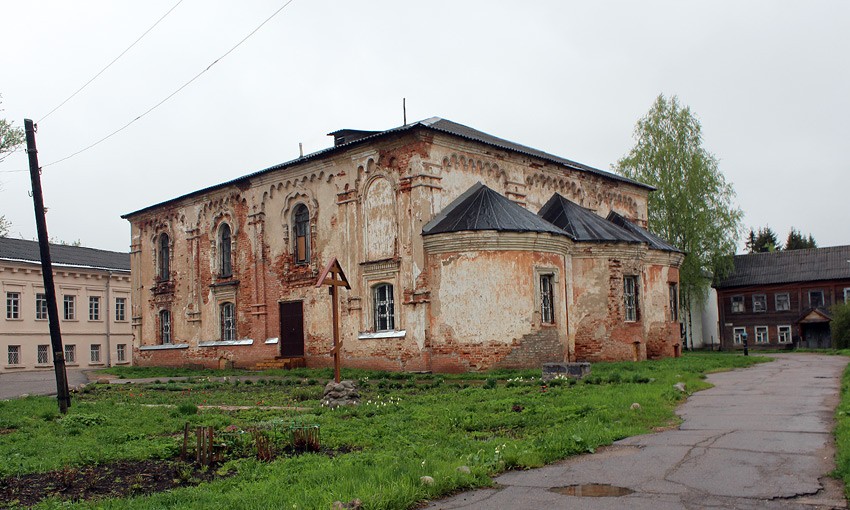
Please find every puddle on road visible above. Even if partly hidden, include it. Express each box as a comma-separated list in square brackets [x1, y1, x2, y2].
[549, 484, 634, 497]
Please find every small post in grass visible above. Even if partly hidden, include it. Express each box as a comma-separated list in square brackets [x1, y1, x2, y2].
[315, 258, 351, 383]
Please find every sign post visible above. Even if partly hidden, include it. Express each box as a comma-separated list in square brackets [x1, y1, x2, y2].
[315, 258, 350, 383]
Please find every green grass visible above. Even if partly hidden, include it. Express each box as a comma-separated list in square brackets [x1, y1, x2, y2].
[0, 353, 767, 509]
[831, 349, 850, 496]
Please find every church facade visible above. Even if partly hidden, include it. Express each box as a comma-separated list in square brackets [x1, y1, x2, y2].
[123, 118, 683, 372]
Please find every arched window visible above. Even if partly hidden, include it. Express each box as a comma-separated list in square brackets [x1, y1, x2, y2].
[219, 223, 232, 277]
[372, 283, 395, 332]
[159, 309, 171, 344]
[293, 204, 310, 265]
[221, 302, 236, 341]
[157, 233, 170, 281]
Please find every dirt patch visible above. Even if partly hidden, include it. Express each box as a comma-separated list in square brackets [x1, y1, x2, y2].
[0, 459, 223, 508]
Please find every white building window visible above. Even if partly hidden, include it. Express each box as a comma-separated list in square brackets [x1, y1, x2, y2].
[89, 296, 101, 321]
[116, 344, 127, 363]
[37, 344, 50, 364]
[90, 344, 101, 363]
[221, 302, 236, 341]
[35, 293, 48, 320]
[6, 292, 20, 319]
[7, 345, 20, 365]
[540, 274, 554, 324]
[63, 295, 76, 320]
[777, 325, 792, 344]
[373, 283, 395, 332]
[775, 293, 790, 312]
[752, 294, 767, 313]
[755, 326, 769, 344]
[731, 295, 744, 313]
[65, 344, 76, 364]
[623, 276, 638, 322]
[733, 327, 746, 345]
[159, 310, 172, 344]
[115, 297, 126, 321]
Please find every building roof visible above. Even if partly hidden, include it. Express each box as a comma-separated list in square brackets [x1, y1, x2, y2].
[537, 193, 644, 244]
[715, 245, 850, 289]
[123, 117, 652, 219]
[606, 211, 682, 253]
[422, 183, 566, 236]
[0, 237, 130, 272]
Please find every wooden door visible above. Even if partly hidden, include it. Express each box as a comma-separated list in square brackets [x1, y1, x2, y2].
[280, 301, 305, 357]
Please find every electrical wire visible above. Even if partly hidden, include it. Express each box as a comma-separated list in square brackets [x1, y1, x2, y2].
[41, 0, 296, 169]
[37, 0, 185, 125]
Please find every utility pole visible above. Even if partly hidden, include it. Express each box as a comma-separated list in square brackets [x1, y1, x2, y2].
[24, 119, 71, 413]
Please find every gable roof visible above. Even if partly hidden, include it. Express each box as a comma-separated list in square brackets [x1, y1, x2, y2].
[606, 211, 682, 253]
[422, 183, 566, 236]
[123, 117, 652, 219]
[537, 193, 643, 244]
[0, 237, 130, 272]
[715, 245, 850, 289]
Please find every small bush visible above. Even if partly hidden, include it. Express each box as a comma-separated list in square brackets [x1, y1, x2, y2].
[483, 377, 498, 390]
[177, 403, 199, 415]
[832, 303, 850, 349]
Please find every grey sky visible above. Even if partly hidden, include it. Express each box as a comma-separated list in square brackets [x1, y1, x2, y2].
[1, 1, 847, 253]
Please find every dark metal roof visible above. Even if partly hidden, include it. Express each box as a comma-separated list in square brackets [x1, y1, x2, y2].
[422, 183, 566, 236]
[123, 117, 652, 219]
[537, 193, 643, 244]
[715, 245, 850, 289]
[606, 211, 682, 253]
[0, 237, 130, 272]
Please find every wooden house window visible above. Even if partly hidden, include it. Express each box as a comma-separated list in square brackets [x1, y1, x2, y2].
[731, 295, 744, 313]
[733, 327, 746, 345]
[808, 290, 824, 309]
[777, 325, 792, 343]
[755, 326, 769, 343]
[775, 293, 790, 312]
[293, 204, 310, 265]
[752, 294, 767, 313]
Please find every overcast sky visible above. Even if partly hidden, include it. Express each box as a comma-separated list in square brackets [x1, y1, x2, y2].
[1, 1, 847, 253]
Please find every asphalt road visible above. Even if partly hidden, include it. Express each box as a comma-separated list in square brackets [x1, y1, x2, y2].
[0, 368, 90, 400]
[425, 354, 849, 510]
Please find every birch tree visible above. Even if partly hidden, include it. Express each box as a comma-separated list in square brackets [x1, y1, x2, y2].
[0, 94, 24, 237]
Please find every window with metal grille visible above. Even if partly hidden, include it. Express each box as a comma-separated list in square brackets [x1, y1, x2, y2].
[115, 297, 126, 321]
[117, 344, 127, 362]
[37, 344, 50, 364]
[35, 293, 48, 320]
[221, 302, 236, 341]
[159, 309, 171, 344]
[293, 204, 310, 265]
[89, 296, 100, 321]
[158, 233, 170, 281]
[7, 345, 20, 365]
[65, 344, 76, 363]
[63, 295, 76, 320]
[623, 276, 638, 322]
[219, 223, 232, 277]
[669, 283, 679, 322]
[90, 344, 101, 363]
[540, 275, 554, 324]
[373, 284, 395, 332]
[6, 292, 20, 319]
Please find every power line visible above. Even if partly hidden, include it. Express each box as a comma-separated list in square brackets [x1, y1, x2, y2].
[42, 0, 296, 169]
[37, 0, 185, 125]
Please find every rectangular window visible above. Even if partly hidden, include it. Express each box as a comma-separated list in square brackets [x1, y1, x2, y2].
[731, 295, 745, 313]
[844, 288, 850, 303]
[6, 292, 20, 319]
[64, 344, 76, 364]
[7, 345, 20, 365]
[116, 344, 127, 363]
[89, 296, 101, 321]
[37, 344, 50, 365]
[775, 293, 790, 312]
[669, 283, 679, 322]
[540, 274, 554, 324]
[90, 344, 101, 363]
[752, 294, 767, 313]
[777, 325, 792, 344]
[809, 290, 824, 309]
[733, 327, 746, 345]
[624, 276, 638, 322]
[115, 297, 126, 321]
[63, 295, 76, 320]
[755, 326, 769, 343]
[373, 284, 395, 332]
[35, 293, 48, 320]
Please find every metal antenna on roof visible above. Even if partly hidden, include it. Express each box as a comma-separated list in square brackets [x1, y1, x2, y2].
[403, 98, 407, 125]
